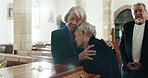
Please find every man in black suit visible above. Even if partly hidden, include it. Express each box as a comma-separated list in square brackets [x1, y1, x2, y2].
[119, 2, 148, 78]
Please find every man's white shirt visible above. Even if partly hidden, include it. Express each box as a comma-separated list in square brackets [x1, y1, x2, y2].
[132, 23, 145, 63]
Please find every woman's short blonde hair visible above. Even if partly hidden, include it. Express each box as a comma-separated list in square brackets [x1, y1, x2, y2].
[63, 6, 87, 23]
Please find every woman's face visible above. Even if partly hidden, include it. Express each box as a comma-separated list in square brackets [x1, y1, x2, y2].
[67, 12, 83, 30]
[74, 30, 85, 48]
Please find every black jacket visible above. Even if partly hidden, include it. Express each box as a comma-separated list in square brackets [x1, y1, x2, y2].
[80, 36, 121, 78]
[119, 20, 148, 78]
[51, 26, 82, 65]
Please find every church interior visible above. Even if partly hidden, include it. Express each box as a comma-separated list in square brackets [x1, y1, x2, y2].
[0, 0, 148, 78]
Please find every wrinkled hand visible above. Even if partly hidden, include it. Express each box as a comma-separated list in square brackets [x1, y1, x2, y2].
[79, 45, 96, 61]
[127, 62, 143, 71]
[104, 40, 114, 49]
[127, 62, 134, 70]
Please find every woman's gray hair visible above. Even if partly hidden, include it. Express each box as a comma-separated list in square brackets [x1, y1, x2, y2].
[76, 22, 96, 36]
[63, 6, 87, 23]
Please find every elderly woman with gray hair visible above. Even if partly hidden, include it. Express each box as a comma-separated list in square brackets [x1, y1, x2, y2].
[74, 22, 121, 78]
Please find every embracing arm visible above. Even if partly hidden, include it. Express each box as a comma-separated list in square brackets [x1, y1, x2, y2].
[78, 45, 96, 61]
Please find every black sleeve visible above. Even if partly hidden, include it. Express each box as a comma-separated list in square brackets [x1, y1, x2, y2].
[51, 30, 81, 65]
[51, 30, 63, 64]
[119, 24, 129, 66]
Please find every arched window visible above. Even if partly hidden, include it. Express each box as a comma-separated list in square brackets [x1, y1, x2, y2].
[115, 9, 133, 41]
[7, 3, 13, 19]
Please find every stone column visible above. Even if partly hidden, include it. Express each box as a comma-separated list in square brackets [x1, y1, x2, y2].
[76, 0, 86, 8]
[13, 0, 32, 51]
[103, 0, 111, 40]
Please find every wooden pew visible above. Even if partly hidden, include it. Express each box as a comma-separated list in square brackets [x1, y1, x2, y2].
[0, 44, 13, 54]
[52, 65, 100, 78]
[32, 42, 51, 51]
[112, 41, 122, 71]
[0, 62, 100, 78]
[0, 53, 53, 64]
[0, 60, 27, 67]
[6, 61, 27, 67]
